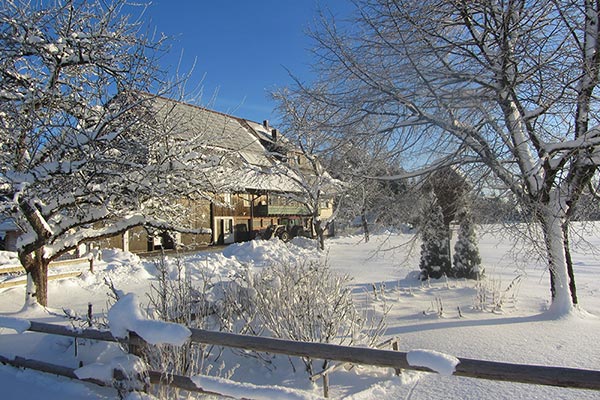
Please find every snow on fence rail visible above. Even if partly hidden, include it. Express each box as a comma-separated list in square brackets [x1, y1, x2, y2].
[3, 320, 600, 398]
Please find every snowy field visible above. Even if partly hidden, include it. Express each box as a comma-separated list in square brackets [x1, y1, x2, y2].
[1, 224, 600, 399]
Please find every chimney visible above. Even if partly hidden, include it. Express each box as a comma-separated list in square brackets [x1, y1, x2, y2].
[263, 120, 269, 130]
[271, 128, 278, 142]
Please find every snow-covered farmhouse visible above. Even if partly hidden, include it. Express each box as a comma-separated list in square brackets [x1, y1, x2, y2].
[92, 95, 334, 253]
[0, 94, 335, 255]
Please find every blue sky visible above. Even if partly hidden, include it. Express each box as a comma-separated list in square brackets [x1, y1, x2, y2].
[144, 1, 354, 124]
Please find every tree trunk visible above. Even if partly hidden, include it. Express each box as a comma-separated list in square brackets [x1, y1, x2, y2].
[314, 217, 326, 250]
[361, 208, 369, 243]
[539, 202, 573, 316]
[562, 222, 578, 305]
[19, 248, 49, 307]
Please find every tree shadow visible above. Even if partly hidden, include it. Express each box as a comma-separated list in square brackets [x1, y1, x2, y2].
[347, 277, 560, 335]
[384, 313, 549, 335]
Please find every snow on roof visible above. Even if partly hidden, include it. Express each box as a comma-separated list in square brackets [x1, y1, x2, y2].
[151, 96, 266, 154]
[148, 95, 300, 192]
[0, 219, 18, 232]
[224, 167, 304, 193]
[239, 150, 272, 168]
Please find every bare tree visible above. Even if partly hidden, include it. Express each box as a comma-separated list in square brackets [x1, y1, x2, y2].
[271, 89, 343, 250]
[0, 0, 217, 306]
[324, 113, 418, 241]
[280, 0, 600, 315]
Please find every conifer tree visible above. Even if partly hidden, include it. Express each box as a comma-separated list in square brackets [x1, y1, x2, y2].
[418, 191, 451, 280]
[453, 205, 483, 279]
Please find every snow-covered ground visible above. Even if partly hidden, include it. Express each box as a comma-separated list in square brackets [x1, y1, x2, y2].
[1, 225, 599, 399]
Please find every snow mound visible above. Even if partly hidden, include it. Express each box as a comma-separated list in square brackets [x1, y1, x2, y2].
[189, 252, 245, 278]
[289, 236, 319, 250]
[404, 270, 422, 281]
[407, 349, 460, 376]
[108, 293, 191, 345]
[220, 238, 322, 270]
[101, 248, 142, 265]
[0, 316, 30, 333]
[222, 239, 295, 266]
[95, 248, 153, 283]
[75, 354, 146, 384]
[0, 251, 19, 267]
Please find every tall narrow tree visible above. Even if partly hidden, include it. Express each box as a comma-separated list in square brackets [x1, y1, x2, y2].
[418, 190, 451, 280]
[453, 204, 483, 279]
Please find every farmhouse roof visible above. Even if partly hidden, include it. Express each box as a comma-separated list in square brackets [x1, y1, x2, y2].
[148, 95, 301, 193]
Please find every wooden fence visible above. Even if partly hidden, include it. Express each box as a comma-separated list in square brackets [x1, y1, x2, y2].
[0, 257, 93, 289]
[0, 320, 598, 398]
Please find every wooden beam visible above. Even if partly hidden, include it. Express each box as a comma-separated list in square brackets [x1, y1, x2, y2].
[27, 321, 120, 342]
[0, 354, 106, 387]
[0, 271, 82, 289]
[17, 321, 600, 391]
[0, 353, 239, 398]
[0, 257, 88, 276]
[188, 327, 600, 390]
[0, 354, 233, 398]
[0, 266, 25, 275]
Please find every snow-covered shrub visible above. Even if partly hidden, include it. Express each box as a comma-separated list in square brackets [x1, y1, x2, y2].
[226, 259, 387, 375]
[473, 274, 523, 312]
[143, 255, 234, 399]
[418, 191, 451, 280]
[452, 206, 483, 279]
[423, 296, 444, 317]
[139, 252, 386, 384]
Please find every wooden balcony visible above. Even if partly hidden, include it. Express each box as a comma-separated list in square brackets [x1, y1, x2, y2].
[254, 204, 310, 216]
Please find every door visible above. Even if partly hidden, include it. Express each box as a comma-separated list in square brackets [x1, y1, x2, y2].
[223, 218, 234, 244]
[214, 217, 235, 245]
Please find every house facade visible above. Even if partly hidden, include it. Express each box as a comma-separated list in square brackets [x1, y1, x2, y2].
[94, 97, 335, 253]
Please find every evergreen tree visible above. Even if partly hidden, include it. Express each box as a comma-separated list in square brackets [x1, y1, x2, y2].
[453, 205, 483, 279]
[418, 191, 451, 280]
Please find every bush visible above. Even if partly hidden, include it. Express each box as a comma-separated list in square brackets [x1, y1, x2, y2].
[225, 259, 387, 375]
[142, 254, 386, 385]
[144, 255, 236, 399]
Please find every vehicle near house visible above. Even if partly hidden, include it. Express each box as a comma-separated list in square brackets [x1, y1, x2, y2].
[261, 221, 310, 242]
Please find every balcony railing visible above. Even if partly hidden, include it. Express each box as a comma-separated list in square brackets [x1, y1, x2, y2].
[254, 204, 310, 216]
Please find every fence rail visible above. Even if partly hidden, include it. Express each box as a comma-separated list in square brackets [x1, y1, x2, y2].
[0, 271, 83, 289]
[187, 327, 600, 390]
[0, 257, 92, 289]
[0, 256, 90, 275]
[0, 353, 234, 398]
[9, 320, 599, 395]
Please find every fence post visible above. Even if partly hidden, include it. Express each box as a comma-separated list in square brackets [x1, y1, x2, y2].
[128, 331, 145, 358]
[87, 303, 93, 328]
[124, 331, 150, 395]
[323, 373, 330, 398]
[392, 338, 402, 376]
